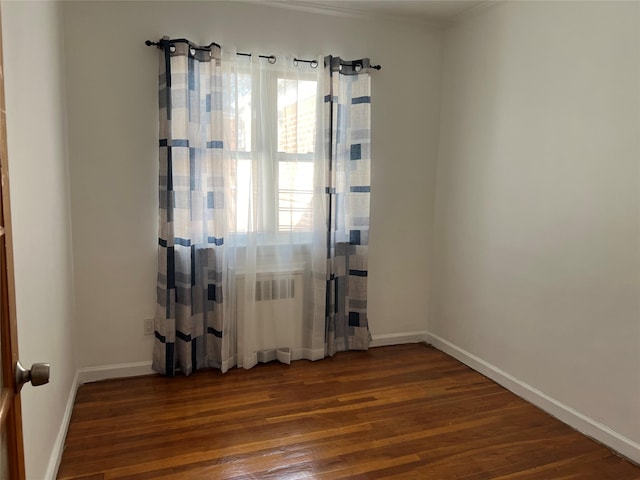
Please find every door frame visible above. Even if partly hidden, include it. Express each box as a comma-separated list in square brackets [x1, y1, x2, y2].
[0, 7, 27, 479]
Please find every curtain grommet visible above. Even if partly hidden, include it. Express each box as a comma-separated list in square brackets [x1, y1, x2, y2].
[268, 56, 276, 64]
[189, 47, 196, 56]
[169, 44, 176, 53]
[310, 60, 318, 68]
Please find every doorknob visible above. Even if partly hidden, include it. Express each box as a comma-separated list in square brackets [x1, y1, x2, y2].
[15, 360, 50, 392]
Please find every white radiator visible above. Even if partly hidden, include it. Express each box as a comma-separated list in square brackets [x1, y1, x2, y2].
[236, 269, 304, 362]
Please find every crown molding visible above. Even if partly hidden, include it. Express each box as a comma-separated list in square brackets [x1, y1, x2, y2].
[236, 0, 445, 29]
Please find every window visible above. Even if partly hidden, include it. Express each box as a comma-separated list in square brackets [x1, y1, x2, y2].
[229, 67, 318, 236]
[277, 78, 316, 232]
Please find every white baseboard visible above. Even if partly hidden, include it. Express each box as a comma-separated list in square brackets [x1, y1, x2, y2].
[76, 337, 428, 384]
[45, 370, 80, 480]
[370, 331, 427, 347]
[77, 361, 155, 384]
[73, 333, 429, 384]
[426, 332, 640, 465]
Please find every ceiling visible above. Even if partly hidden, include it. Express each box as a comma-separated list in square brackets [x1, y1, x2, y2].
[264, 0, 489, 24]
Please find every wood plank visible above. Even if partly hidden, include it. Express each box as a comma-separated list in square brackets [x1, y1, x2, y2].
[57, 344, 640, 480]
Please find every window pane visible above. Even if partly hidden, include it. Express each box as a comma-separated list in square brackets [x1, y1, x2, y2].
[279, 161, 313, 232]
[236, 158, 252, 232]
[277, 79, 317, 154]
[225, 73, 252, 152]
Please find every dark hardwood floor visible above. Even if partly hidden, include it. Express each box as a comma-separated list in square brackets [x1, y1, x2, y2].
[57, 344, 640, 479]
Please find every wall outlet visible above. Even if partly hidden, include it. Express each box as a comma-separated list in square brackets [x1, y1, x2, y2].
[144, 318, 154, 336]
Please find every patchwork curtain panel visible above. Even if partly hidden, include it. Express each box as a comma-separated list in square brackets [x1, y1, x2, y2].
[153, 38, 372, 376]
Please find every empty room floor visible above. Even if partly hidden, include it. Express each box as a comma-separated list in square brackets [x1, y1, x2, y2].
[57, 344, 640, 479]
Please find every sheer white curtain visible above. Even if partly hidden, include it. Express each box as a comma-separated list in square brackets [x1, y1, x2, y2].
[220, 51, 327, 369]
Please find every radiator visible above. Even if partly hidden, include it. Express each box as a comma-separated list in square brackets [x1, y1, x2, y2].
[236, 269, 304, 361]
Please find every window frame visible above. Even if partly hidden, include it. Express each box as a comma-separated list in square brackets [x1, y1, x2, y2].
[231, 66, 319, 239]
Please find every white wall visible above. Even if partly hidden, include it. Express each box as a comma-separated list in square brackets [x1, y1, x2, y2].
[1, 1, 77, 478]
[62, 1, 443, 368]
[432, 0, 640, 458]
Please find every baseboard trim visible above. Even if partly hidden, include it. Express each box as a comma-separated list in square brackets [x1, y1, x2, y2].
[369, 331, 427, 348]
[73, 334, 431, 384]
[45, 370, 80, 480]
[75, 336, 428, 384]
[425, 332, 640, 464]
[77, 361, 155, 384]
[370, 331, 427, 347]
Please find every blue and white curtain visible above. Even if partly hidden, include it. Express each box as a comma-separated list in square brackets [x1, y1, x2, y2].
[153, 38, 373, 376]
[323, 56, 372, 355]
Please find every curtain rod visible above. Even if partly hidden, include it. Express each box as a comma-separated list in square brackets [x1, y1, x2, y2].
[144, 39, 382, 70]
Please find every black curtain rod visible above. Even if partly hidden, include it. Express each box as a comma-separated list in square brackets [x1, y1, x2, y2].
[145, 39, 272, 61]
[145, 39, 381, 70]
[146, 38, 220, 50]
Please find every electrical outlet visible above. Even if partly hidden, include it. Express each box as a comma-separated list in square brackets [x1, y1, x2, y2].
[144, 318, 154, 336]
